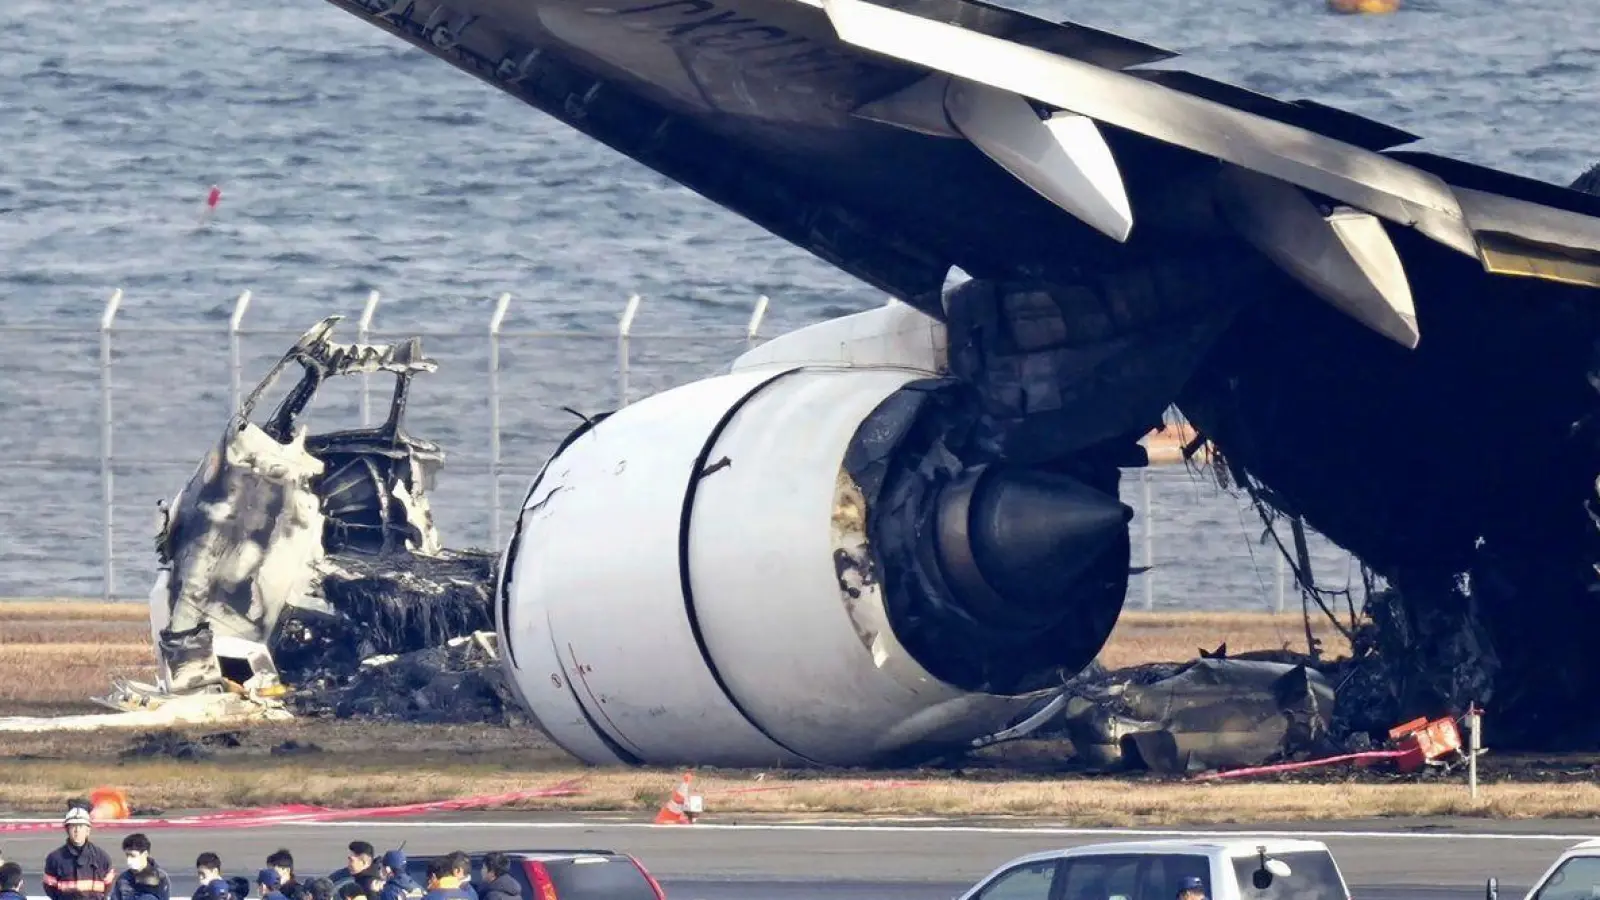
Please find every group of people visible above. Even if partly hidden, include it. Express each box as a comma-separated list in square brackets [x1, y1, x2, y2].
[0, 802, 522, 900]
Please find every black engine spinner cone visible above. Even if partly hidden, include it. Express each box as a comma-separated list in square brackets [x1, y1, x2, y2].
[934, 465, 1133, 630]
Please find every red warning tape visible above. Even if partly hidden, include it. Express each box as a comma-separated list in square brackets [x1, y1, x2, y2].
[0, 781, 586, 834]
[1188, 749, 1414, 781]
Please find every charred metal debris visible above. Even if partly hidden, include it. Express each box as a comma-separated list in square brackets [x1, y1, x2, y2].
[137, 317, 510, 724]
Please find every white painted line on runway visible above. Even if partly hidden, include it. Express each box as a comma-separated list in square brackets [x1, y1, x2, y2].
[0, 819, 1582, 843]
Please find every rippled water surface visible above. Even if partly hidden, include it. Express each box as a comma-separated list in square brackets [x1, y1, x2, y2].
[1, 0, 1595, 604]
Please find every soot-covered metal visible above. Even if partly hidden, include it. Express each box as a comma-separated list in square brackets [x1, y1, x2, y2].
[148, 317, 501, 717]
[1172, 165, 1600, 750]
[842, 377, 1135, 696]
[203, 0, 1600, 761]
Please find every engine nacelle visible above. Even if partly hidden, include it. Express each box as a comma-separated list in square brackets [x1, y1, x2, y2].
[497, 305, 1133, 767]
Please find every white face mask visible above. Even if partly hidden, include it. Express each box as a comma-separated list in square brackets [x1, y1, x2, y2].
[126, 855, 148, 872]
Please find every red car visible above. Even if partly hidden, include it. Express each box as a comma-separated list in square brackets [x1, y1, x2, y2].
[329, 849, 666, 900]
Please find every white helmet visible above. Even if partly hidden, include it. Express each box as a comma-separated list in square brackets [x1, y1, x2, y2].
[63, 806, 92, 828]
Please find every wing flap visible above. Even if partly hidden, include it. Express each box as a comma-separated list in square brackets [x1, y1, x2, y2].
[944, 79, 1133, 242]
[1132, 70, 1420, 152]
[1218, 166, 1418, 348]
[821, 0, 1480, 260]
[1478, 233, 1600, 289]
[855, 0, 1178, 69]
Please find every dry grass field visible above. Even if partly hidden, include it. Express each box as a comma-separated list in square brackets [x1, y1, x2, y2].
[0, 600, 155, 715]
[5, 746, 1599, 824]
[6, 598, 1591, 824]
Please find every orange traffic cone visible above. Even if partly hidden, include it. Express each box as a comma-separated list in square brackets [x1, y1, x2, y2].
[652, 772, 699, 825]
[90, 788, 130, 821]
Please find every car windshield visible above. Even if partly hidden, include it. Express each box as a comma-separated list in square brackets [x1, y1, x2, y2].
[1231, 851, 1348, 900]
[355, 855, 654, 900]
[1532, 856, 1600, 900]
[544, 858, 657, 898]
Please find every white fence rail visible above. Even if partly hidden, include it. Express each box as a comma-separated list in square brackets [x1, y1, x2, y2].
[0, 288, 1295, 610]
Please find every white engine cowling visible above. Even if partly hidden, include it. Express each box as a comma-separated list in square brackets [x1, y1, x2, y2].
[497, 364, 1072, 766]
[497, 303, 1133, 767]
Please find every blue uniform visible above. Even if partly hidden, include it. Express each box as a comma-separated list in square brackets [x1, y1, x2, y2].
[191, 877, 230, 900]
[44, 841, 115, 900]
[380, 876, 423, 900]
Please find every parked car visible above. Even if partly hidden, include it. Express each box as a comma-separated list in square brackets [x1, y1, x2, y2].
[1487, 838, 1600, 900]
[329, 849, 666, 900]
[955, 838, 1352, 900]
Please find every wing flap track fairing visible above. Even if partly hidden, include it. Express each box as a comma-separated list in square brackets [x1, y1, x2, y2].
[1217, 166, 1418, 348]
[821, 0, 1480, 262]
[943, 79, 1134, 243]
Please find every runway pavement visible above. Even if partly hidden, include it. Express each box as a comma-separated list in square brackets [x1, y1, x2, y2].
[2, 814, 1594, 900]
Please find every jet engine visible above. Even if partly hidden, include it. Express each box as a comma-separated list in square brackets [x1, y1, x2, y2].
[495, 303, 1135, 766]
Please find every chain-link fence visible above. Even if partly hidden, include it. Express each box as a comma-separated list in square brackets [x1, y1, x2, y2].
[1, 288, 1344, 609]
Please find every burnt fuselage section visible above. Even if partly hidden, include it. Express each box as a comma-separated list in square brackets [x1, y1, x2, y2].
[151, 318, 496, 697]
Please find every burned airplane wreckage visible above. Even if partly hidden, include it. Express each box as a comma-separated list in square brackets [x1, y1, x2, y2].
[146, 0, 1600, 765]
[146, 317, 510, 724]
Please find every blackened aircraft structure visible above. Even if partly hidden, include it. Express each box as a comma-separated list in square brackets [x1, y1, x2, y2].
[310, 0, 1600, 764]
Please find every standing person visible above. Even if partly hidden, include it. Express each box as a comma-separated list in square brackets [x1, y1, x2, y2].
[335, 845, 378, 884]
[443, 855, 474, 900]
[353, 875, 384, 900]
[306, 880, 335, 900]
[257, 870, 289, 900]
[265, 851, 297, 898]
[129, 870, 166, 900]
[420, 861, 472, 900]
[1, 861, 28, 900]
[111, 835, 169, 900]
[477, 855, 517, 900]
[377, 853, 420, 900]
[192, 854, 228, 900]
[44, 801, 114, 900]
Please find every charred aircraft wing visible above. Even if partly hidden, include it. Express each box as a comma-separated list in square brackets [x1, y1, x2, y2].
[314, 0, 1600, 348]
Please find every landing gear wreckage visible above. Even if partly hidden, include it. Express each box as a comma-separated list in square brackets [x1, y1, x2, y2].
[146, 0, 1600, 768]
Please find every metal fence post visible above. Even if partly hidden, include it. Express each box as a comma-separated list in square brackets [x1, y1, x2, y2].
[1141, 467, 1155, 610]
[747, 295, 769, 348]
[228, 290, 253, 414]
[1466, 704, 1482, 800]
[358, 290, 380, 426]
[100, 288, 124, 602]
[617, 294, 641, 407]
[488, 292, 511, 551]
[1274, 547, 1287, 614]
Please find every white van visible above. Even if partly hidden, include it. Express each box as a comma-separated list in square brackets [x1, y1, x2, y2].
[1491, 838, 1600, 900]
[957, 838, 1352, 900]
